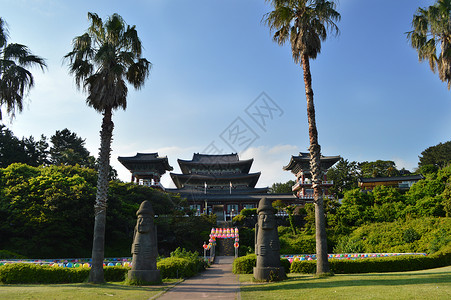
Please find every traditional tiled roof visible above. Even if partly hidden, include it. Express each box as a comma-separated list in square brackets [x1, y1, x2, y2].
[170, 172, 262, 189]
[177, 153, 253, 174]
[192, 153, 239, 163]
[118, 152, 173, 174]
[166, 186, 269, 195]
[358, 175, 424, 183]
[283, 152, 341, 174]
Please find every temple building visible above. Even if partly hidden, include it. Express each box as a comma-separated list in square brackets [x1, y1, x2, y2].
[118, 153, 173, 190]
[118, 152, 296, 220]
[166, 153, 295, 220]
[358, 175, 424, 191]
[283, 152, 340, 201]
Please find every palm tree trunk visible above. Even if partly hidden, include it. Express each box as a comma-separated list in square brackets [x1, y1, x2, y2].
[89, 108, 114, 284]
[301, 54, 330, 275]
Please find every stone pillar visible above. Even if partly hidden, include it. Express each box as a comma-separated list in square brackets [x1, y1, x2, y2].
[253, 198, 286, 281]
[128, 200, 161, 283]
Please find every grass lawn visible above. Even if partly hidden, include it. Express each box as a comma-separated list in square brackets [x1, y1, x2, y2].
[0, 279, 180, 300]
[239, 266, 451, 300]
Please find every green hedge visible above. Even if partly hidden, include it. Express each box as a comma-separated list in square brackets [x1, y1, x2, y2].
[232, 254, 291, 274]
[290, 252, 451, 274]
[0, 264, 90, 284]
[0, 264, 131, 284]
[0, 259, 206, 284]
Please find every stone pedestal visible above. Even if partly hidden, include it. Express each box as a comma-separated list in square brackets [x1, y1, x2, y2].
[128, 270, 161, 283]
[253, 267, 286, 281]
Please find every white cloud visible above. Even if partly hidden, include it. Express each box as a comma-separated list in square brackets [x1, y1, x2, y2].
[392, 157, 417, 172]
[240, 144, 298, 187]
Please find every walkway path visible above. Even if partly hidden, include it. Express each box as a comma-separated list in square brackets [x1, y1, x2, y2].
[154, 256, 241, 300]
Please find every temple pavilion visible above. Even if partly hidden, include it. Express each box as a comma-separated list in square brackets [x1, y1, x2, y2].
[283, 152, 340, 201]
[118, 152, 296, 220]
[166, 153, 295, 220]
[118, 153, 173, 190]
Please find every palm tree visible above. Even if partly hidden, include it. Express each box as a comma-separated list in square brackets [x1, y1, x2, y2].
[264, 0, 340, 275]
[64, 12, 151, 283]
[407, 0, 451, 89]
[0, 17, 46, 120]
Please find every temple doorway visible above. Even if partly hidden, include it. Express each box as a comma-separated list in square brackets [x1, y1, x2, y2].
[213, 205, 224, 222]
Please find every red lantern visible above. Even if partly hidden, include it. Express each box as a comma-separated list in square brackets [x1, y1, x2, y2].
[234, 242, 239, 248]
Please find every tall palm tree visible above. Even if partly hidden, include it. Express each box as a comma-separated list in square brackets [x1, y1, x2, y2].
[65, 12, 151, 283]
[264, 0, 340, 275]
[407, 0, 451, 89]
[0, 17, 46, 120]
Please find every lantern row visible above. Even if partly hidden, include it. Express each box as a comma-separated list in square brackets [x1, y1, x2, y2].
[210, 227, 239, 239]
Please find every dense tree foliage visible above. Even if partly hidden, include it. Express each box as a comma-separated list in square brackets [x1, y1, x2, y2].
[0, 125, 49, 167]
[332, 165, 451, 234]
[269, 180, 296, 193]
[326, 158, 359, 198]
[358, 160, 400, 178]
[0, 164, 188, 258]
[418, 141, 451, 170]
[49, 128, 95, 168]
[334, 217, 451, 254]
[0, 126, 118, 179]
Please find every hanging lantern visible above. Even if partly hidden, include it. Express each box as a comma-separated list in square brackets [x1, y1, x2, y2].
[234, 242, 239, 248]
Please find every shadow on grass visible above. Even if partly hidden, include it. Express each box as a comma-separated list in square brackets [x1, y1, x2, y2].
[0, 282, 170, 292]
[241, 268, 451, 292]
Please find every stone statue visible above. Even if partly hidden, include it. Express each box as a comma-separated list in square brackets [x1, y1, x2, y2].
[253, 197, 286, 281]
[128, 200, 161, 283]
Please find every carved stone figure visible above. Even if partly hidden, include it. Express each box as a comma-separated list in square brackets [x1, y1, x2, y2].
[128, 200, 161, 283]
[253, 197, 286, 281]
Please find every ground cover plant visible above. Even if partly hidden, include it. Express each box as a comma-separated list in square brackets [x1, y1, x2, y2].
[239, 266, 451, 300]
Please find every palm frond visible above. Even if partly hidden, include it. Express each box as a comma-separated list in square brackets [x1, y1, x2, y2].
[126, 58, 151, 89]
[407, 0, 451, 89]
[264, 0, 340, 63]
[0, 17, 9, 49]
[0, 18, 47, 120]
[65, 12, 151, 112]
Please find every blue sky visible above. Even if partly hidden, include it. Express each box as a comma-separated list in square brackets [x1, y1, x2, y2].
[2, 0, 450, 188]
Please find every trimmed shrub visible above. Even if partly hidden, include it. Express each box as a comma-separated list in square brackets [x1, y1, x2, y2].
[104, 266, 129, 282]
[280, 258, 291, 274]
[233, 254, 256, 274]
[290, 260, 316, 274]
[157, 257, 197, 278]
[233, 254, 291, 274]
